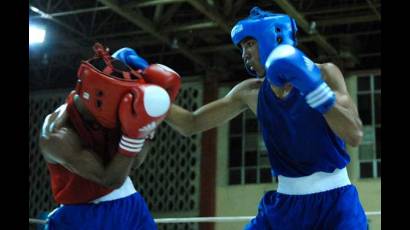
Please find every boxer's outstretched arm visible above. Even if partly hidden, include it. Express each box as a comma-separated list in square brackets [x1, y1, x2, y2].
[165, 78, 261, 136]
[320, 63, 363, 147]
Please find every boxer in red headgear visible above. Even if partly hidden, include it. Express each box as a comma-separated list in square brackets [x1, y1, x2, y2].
[39, 43, 181, 230]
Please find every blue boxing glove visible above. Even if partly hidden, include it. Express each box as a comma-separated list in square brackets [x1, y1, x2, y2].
[265, 44, 336, 114]
[112, 48, 149, 70]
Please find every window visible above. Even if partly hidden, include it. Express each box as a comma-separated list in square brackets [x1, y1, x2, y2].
[358, 75, 381, 178]
[228, 110, 272, 185]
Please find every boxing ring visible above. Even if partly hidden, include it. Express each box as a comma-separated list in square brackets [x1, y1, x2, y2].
[29, 86, 381, 229]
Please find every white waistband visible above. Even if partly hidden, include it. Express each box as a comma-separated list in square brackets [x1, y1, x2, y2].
[90, 177, 136, 204]
[277, 167, 351, 195]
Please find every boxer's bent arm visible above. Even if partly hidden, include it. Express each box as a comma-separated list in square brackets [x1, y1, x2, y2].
[132, 139, 152, 169]
[320, 63, 363, 147]
[40, 127, 136, 189]
[165, 79, 260, 136]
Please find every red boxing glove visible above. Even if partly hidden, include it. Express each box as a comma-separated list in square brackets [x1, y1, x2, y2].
[143, 64, 181, 102]
[118, 85, 170, 157]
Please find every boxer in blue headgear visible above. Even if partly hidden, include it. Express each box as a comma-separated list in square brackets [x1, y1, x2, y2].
[231, 7, 298, 77]
[115, 6, 368, 230]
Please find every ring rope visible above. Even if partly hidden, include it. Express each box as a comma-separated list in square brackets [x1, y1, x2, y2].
[29, 211, 381, 225]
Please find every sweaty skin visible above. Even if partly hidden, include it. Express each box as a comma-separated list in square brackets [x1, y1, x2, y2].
[39, 95, 152, 189]
[165, 39, 363, 147]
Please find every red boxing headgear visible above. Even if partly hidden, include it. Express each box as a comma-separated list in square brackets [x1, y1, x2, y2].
[75, 43, 146, 128]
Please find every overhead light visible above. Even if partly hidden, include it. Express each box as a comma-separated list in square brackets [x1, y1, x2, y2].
[29, 6, 52, 19]
[29, 25, 46, 44]
[309, 21, 317, 34]
[171, 38, 179, 49]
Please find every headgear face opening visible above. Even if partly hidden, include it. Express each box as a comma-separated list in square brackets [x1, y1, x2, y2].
[75, 43, 145, 128]
[231, 7, 298, 76]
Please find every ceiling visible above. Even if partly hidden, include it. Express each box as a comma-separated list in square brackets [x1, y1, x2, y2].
[29, 0, 381, 91]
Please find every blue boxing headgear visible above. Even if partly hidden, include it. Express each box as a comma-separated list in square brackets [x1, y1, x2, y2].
[231, 7, 298, 76]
